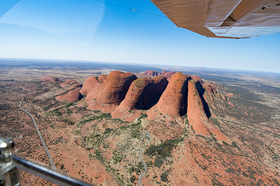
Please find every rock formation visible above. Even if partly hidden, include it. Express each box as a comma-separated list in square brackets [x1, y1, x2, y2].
[111, 76, 168, 121]
[98, 75, 107, 83]
[80, 76, 100, 96]
[187, 79, 230, 142]
[80, 70, 231, 141]
[39, 76, 63, 83]
[142, 70, 159, 77]
[84, 71, 137, 112]
[138, 70, 175, 81]
[160, 71, 175, 80]
[226, 93, 234, 97]
[60, 79, 82, 90]
[56, 88, 83, 103]
[156, 72, 190, 116]
[118, 76, 167, 110]
[191, 75, 203, 84]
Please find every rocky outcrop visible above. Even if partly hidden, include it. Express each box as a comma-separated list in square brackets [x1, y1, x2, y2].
[56, 88, 83, 103]
[226, 93, 234, 97]
[187, 80, 230, 142]
[157, 72, 190, 116]
[159, 71, 167, 75]
[119, 76, 167, 110]
[98, 75, 107, 83]
[142, 70, 159, 77]
[60, 79, 82, 90]
[80, 76, 100, 96]
[79, 70, 230, 141]
[39, 76, 63, 83]
[138, 70, 175, 81]
[85, 71, 137, 112]
[111, 76, 168, 121]
[191, 75, 203, 84]
[187, 80, 211, 136]
[160, 71, 175, 80]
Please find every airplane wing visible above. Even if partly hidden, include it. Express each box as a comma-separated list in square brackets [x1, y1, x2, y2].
[151, 0, 280, 39]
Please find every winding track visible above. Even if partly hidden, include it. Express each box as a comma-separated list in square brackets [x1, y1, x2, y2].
[19, 102, 56, 170]
[138, 131, 151, 186]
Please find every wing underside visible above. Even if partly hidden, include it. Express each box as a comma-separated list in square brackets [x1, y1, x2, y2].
[151, 0, 280, 38]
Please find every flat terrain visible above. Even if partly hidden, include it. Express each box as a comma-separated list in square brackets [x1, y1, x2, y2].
[0, 60, 280, 186]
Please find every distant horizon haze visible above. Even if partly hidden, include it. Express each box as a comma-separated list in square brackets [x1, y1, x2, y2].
[1, 57, 279, 74]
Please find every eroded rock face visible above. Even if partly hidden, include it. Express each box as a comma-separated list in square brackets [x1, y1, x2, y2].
[226, 93, 234, 97]
[111, 76, 168, 121]
[138, 70, 175, 81]
[80, 76, 100, 96]
[187, 80, 211, 136]
[60, 79, 82, 90]
[80, 70, 229, 141]
[187, 80, 230, 142]
[56, 88, 83, 103]
[85, 71, 137, 112]
[119, 76, 168, 110]
[164, 71, 175, 80]
[159, 71, 167, 75]
[98, 75, 107, 83]
[142, 70, 159, 77]
[39, 76, 63, 83]
[191, 75, 204, 84]
[157, 72, 190, 116]
[203, 84, 215, 101]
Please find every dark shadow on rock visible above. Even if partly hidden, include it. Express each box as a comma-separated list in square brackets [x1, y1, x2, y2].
[78, 93, 83, 100]
[119, 75, 138, 103]
[195, 81, 211, 118]
[179, 79, 189, 116]
[135, 77, 168, 110]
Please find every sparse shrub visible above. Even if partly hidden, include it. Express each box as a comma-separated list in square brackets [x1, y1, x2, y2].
[154, 156, 164, 168]
[60, 164, 65, 170]
[147, 161, 153, 167]
[94, 149, 103, 162]
[191, 125, 195, 133]
[145, 137, 183, 158]
[160, 172, 168, 182]
[130, 175, 136, 183]
[139, 113, 148, 119]
[113, 156, 122, 164]
[104, 128, 113, 134]
[131, 130, 140, 139]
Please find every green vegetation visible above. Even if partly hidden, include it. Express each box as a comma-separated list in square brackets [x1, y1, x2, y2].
[210, 117, 227, 136]
[139, 113, 148, 119]
[134, 78, 145, 88]
[104, 128, 113, 134]
[46, 101, 75, 116]
[145, 137, 184, 159]
[43, 100, 60, 111]
[66, 102, 74, 114]
[76, 113, 113, 128]
[130, 175, 136, 183]
[113, 156, 123, 164]
[160, 172, 169, 182]
[182, 114, 189, 125]
[120, 121, 141, 130]
[80, 113, 112, 124]
[48, 107, 63, 116]
[210, 117, 220, 128]
[131, 129, 140, 139]
[191, 125, 195, 133]
[154, 156, 164, 167]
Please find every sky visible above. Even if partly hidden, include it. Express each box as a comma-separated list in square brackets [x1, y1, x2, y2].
[0, 0, 280, 73]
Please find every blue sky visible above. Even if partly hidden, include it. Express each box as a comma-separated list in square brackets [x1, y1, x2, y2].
[0, 0, 279, 73]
